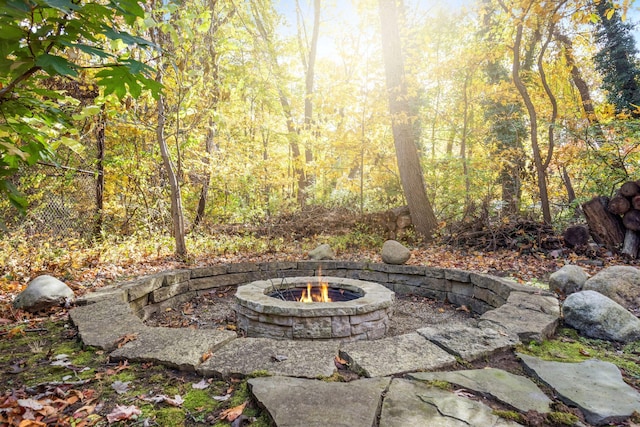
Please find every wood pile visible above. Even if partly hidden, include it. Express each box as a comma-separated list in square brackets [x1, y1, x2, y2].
[445, 217, 561, 252]
[581, 180, 640, 258]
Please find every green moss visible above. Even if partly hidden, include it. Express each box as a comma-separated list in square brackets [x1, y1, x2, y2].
[547, 411, 579, 425]
[228, 381, 250, 407]
[493, 410, 525, 423]
[183, 389, 220, 413]
[154, 407, 185, 426]
[248, 370, 270, 378]
[423, 380, 453, 391]
[518, 327, 640, 378]
[321, 372, 348, 382]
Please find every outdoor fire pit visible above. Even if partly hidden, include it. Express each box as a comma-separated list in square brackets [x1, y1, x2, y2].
[235, 276, 395, 341]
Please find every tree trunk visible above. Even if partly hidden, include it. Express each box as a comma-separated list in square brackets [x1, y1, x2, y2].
[620, 181, 640, 197]
[581, 196, 625, 247]
[93, 105, 105, 238]
[622, 229, 640, 258]
[194, 118, 215, 228]
[157, 70, 187, 259]
[555, 31, 599, 125]
[512, 21, 552, 224]
[563, 225, 589, 248]
[378, 0, 437, 239]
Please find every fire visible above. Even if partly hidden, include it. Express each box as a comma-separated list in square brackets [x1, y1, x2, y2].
[298, 268, 331, 303]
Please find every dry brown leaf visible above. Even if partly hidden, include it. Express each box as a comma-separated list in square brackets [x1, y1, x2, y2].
[116, 333, 138, 348]
[201, 351, 213, 362]
[335, 356, 348, 365]
[220, 401, 247, 422]
[579, 348, 591, 357]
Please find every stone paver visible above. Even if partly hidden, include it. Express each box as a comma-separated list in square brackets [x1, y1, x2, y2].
[69, 296, 146, 351]
[379, 379, 522, 426]
[480, 292, 559, 343]
[249, 376, 390, 427]
[409, 368, 551, 413]
[417, 322, 519, 361]
[519, 353, 640, 425]
[197, 338, 339, 378]
[340, 333, 456, 377]
[109, 327, 236, 371]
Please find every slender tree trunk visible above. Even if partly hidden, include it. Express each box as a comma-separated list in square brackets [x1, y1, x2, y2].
[378, 0, 437, 239]
[157, 69, 187, 259]
[92, 105, 105, 238]
[194, 117, 215, 227]
[512, 22, 552, 224]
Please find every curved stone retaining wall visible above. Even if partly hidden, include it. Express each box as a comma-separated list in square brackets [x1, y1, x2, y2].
[78, 260, 545, 322]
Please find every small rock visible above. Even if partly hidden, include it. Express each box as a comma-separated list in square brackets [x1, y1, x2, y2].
[563, 290, 640, 342]
[13, 275, 75, 312]
[308, 244, 334, 260]
[583, 266, 640, 312]
[548, 265, 588, 296]
[381, 240, 411, 265]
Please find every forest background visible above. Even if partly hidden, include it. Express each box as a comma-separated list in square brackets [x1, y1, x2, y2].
[1, 0, 640, 284]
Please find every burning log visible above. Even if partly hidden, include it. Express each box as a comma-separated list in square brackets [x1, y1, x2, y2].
[579, 179, 640, 258]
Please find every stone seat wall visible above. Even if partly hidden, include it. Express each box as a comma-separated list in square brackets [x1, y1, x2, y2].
[77, 260, 547, 321]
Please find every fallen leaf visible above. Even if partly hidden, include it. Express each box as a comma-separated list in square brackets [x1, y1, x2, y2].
[17, 398, 44, 410]
[456, 305, 470, 313]
[201, 351, 213, 362]
[192, 379, 210, 390]
[335, 356, 348, 365]
[116, 333, 138, 348]
[164, 395, 184, 407]
[271, 354, 288, 362]
[213, 394, 231, 401]
[579, 348, 591, 357]
[111, 381, 131, 394]
[106, 404, 141, 423]
[220, 402, 247, 422]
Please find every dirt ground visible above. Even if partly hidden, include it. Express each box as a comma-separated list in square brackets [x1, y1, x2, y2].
[143, 288, 475, 337]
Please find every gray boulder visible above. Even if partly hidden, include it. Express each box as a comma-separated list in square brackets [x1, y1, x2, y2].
[308, 244, 334, 260]
[563, 290, 640, 342]
[13, 275, 75, 312]
[381, 240, 411, 265]
[583, 266, 640, 313]
[548, 264, 588, 296]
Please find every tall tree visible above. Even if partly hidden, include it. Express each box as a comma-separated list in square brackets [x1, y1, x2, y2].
[593, 0, 640, 117]
[378, 0, 438, 239]
[148, 4, 188, 259]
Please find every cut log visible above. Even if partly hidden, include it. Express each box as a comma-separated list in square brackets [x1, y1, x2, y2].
[562, 225, 590, 248]
[581, 196, 625, 247]
[620, 181, 640, 197]
[633, 195, 640, 210]
[622, 229, 640, 258]
[608, 194, 631, 215]
[623, 209, 640, 231]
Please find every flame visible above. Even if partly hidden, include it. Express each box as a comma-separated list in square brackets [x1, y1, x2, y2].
[298, 268, 331, 303]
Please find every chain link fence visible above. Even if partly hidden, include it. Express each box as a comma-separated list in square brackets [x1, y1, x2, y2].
[2, 162, 99, 239]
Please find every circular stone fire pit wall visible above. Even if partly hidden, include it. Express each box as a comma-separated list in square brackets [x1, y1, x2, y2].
[235, 277, 395, 341]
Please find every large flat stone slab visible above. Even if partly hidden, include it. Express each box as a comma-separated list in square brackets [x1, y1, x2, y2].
[340, 333, 456, 377]
[69, 296, 146, 351]
[380, 379, 522, 426]
[518, 353, 640, 425]
[409, 368, 551, 413]
[480, 292, 559, 343]
[249, 376, 390, 427]
[197, 338, 338, 378]
[109, 327, 236, 371]
[417, 322, 519, 361]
